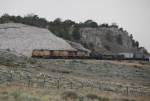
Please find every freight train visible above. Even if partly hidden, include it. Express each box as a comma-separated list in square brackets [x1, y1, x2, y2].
[32, 49, 149, 61]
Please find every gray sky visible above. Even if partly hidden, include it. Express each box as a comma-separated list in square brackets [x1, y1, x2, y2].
[0, 0, 150, 51]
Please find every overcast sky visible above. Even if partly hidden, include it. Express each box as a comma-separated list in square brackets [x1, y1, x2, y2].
[0, 0, 150, 51]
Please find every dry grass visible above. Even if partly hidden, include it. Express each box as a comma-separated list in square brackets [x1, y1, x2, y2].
[0, 59, 150, 101]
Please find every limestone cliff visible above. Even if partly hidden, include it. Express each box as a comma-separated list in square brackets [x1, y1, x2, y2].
[79, 27, 140, 54]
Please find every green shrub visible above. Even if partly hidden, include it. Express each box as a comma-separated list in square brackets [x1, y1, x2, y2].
[61, 91, 78, 100]
[101, 97, 109, 101]
[10, 91, 21, 100]
[1, 95, 9, 101]
[121, 99, 136, 101]
[21, 95, 41, 101]
[86, 94, 109, 101]
[86, 93, 99, 100]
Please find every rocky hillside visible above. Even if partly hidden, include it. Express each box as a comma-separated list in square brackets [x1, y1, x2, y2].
[0, 23, 75, 57]
[0, 14, 148, 54]
[79, 27, 138, 53]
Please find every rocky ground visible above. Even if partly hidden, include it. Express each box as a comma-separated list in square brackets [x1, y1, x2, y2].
[0, 51, 150, 101]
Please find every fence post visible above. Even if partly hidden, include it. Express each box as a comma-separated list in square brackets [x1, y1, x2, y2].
[126, 86, 129, 96]
[81, 82, 84, 89]
[99, 83, 102, 90]
[57, 79, 60, 89]
[43, 74, 46, 88]
[9, 70, 14, 82]
[19, 72, 23, 80]
[70, 82, 73, 89]
[27, 75, 32, 87]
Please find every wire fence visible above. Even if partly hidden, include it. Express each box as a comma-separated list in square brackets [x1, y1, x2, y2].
[0, 69, 150, 97]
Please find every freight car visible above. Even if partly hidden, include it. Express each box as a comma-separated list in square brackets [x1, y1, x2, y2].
[90, 52, 124, 60]
[32, 49, 89, 59]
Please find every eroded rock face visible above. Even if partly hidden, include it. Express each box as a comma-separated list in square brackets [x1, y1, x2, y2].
[80, 27, 137, 53]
